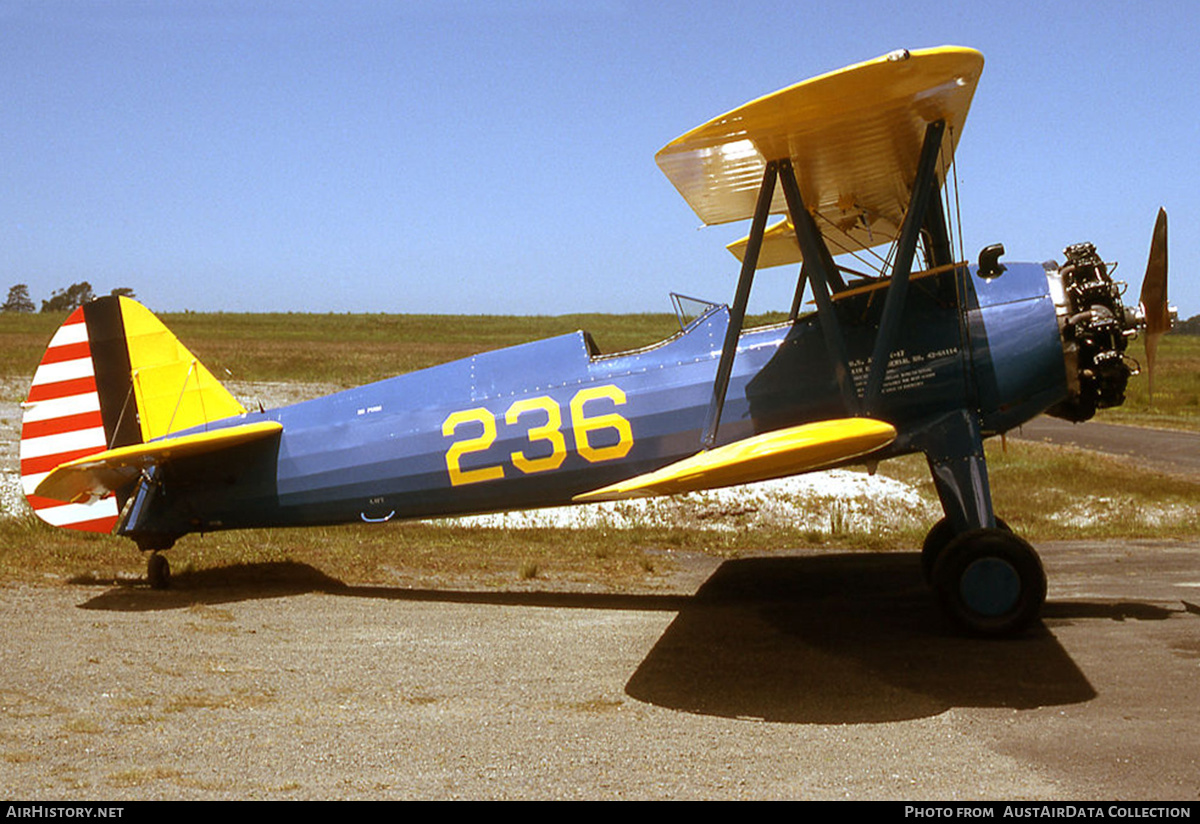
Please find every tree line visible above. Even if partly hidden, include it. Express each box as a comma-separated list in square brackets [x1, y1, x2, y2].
[1, 282, 135, 313]
[4, 281, 1198, 333]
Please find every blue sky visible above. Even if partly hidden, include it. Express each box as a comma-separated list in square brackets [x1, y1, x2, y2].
[3, 0, 1197, 320]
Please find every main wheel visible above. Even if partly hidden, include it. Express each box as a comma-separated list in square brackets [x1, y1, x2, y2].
[147, 552, 171, 590]
[921, 517, 1010, 584]
[931, 528, 1045, 636]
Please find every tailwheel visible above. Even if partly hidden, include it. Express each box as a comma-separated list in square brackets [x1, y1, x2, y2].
[147, 552, 171, 590]
[920, 516, 1010, 584]
[931, 528, 1045, 636]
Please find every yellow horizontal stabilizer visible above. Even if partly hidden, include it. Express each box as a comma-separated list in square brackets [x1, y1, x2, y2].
[573, 418, 896, 502]
[656, 46, 982, 253]
[34, 421, 282, 504]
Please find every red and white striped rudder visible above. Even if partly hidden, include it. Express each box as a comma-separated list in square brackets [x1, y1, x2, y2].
[19, 307, 118, 532]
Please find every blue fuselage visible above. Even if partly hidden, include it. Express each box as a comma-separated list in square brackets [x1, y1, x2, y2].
[128, 263, 1066, 537]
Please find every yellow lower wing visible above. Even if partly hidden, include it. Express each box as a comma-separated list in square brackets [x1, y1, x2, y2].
[34, 421, 283, 504]
[573, 418, 896, 502]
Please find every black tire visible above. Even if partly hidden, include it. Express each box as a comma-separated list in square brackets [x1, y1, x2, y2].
[920, 518, 956, 584]
[921, 517, 1010, 584]
[147, 552, 171, 590]
[931, 528, 1045, 637]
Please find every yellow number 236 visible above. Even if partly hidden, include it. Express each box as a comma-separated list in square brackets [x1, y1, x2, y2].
[442, 385, 633, 487]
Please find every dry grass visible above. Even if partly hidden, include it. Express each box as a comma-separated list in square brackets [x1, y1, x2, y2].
[107, 767, 184, 788]
[164, 688, 276, 713]
[561, 698, 625, 713]
[1097, 335, 1200, 431]
[878, 439, 1200, 539]
[61, 717, 105, 734]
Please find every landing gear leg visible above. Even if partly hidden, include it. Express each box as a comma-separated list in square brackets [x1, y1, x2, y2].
[918, 410, 1045, 636]
[147, 552, 171, 590]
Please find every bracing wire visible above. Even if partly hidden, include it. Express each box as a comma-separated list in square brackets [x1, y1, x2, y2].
[812, 211, 894, 278]
[948, 124, 967, 266]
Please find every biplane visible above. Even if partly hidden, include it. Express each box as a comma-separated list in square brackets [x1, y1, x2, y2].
[19, 46, 1171, 636]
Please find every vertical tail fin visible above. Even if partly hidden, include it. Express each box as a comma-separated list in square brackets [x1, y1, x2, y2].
[19, 296, 244, 532]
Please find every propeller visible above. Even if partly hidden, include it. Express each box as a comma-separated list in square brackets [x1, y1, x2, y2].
[1138, 208, 1170, 401]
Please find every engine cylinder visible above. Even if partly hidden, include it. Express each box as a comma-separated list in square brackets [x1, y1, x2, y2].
[1044, 243, 1138, 422]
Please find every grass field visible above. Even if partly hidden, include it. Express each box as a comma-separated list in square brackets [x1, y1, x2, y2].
[1096, 334, 1200, 432]
[1, 309, 1196, 589]
[0, 310, 745, 387]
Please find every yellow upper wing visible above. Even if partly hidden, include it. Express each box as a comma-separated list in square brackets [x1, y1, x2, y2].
[656, 46, 983, 265]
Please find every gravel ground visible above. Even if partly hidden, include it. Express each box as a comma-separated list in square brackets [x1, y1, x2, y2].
[0, 573, 1061, 800]
[2, 538, 1199, 800]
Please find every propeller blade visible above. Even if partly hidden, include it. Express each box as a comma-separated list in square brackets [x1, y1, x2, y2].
[1140, 208, 1169, 333]
[1139, 208, 1169, 400]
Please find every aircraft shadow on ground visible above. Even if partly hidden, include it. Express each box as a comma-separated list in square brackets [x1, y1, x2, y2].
[74, 561, 690, 613]
[76, 553, 1182, 725]
[623, 554, 1102, 724]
